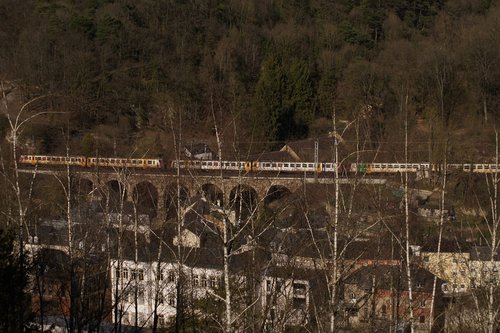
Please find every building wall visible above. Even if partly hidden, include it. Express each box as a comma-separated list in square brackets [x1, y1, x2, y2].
[421, 251, 500, 293]
[110, 259, 221, 328]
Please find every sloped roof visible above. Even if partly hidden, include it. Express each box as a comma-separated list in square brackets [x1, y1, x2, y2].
[346, 264, 442, 293]
[184, 143, 213, 155]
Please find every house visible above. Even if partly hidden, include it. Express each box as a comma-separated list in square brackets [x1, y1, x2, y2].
[107, 200, 316, 331]
[343, 264, 444, 333]
[183, 143, 214, 160]
[419, 243, 500, 293]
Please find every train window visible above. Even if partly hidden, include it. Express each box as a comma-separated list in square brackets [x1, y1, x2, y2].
[302, 164, 307, 167]
[231, 163, 236, 166]
[284, 163, 289, 167]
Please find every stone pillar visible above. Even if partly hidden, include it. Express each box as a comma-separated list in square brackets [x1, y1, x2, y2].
[155, 186, 167, 226]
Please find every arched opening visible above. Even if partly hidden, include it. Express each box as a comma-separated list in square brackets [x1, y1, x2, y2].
[164, 183, 190, 220]
[229, 185, 257, 222]
[201, 183, 224, 207]
[264, 185, 291, 206]
[133, 181, 159, 218]
[102, 180, 127, 212]
[75, 178, 95, 202]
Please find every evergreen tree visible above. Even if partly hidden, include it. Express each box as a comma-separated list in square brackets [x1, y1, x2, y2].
[0, 228, 30, 333]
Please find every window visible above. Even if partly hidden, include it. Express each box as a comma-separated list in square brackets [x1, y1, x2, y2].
[293, 283, 306, 298]
[158, 314, 165, 327]
[168, 271, 176, 283]
[423, 256, 429, 262]
[419, 315, 425, 324]
[159, 270, 164, 281]
[293, 297, 306, 309]
[201, 275, 207, 288]
[138, 289, 145, 305]
[168, 293, 176, 306]
[210, 276, 217, 288]
[420, 300, 426, 307]
[266, 280, 272, 294]
[158, 292, 164, 304]
[132, 269, 144, 281]
[193, 274, 199, 287]
[292, 282, 307, 309]
[381, 305, 387, 318]
[276, 280, 283, 293]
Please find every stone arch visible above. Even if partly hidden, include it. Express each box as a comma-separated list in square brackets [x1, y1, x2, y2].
[229, 185, 258, 221]
[133, 181, 159, 218]
[75, 177, 95, 201]
[102, 180, 128, 212]
[264, 185, 291, 205]
[201, 183, 224, 206]
[164, 183, 190, 219]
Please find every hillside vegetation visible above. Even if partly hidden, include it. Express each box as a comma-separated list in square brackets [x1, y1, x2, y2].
[0, 0, 498, 160]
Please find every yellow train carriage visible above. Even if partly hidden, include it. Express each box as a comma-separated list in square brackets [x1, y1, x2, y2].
[19, 155, 86, 167]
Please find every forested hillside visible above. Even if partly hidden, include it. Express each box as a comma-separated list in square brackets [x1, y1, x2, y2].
[0, 0, 498, 158]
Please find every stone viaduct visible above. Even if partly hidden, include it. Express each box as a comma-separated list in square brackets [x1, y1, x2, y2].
[25, 169, 345, 223]
[21, 168, 385, 226]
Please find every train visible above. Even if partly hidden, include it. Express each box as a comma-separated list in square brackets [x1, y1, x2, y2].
[18, 154, 500, 174]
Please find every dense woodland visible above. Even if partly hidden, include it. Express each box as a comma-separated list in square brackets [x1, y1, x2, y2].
[0, 0, 499, 158]
[0, 1, 500, 333]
